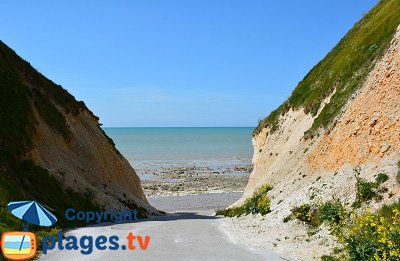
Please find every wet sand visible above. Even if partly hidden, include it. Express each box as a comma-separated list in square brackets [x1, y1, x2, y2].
[139, 165, 252, 197]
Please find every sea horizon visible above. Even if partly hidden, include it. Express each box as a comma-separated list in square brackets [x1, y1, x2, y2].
[102, 126, 256, 128]
[103, 127, 254, 180]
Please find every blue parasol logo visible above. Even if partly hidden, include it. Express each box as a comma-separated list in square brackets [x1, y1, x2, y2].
[6, 201, 57, 253]
[7, 201, 57, 231]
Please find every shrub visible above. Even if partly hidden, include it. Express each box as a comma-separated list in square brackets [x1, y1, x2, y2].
[283, 215, 292, 223]
[336, 203, 400, 260]
[317, 200, 346, 224]
[216, 184, 272, 217]
[291, 204, 321, 227]
[321, 255, 340, 261]
[354, 177, 377, 202]
[396, 160, 400, 184]
[353, 171, 389, 208]
[375, 173, 389, 186]
[290, 201, 346, 228]
[292, 204, 312, 222]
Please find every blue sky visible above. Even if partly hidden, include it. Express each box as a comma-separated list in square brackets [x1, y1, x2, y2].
[0, 0, 377, 127]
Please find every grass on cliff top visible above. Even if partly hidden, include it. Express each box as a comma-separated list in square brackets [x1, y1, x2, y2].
[254, 0, 400, 137]
[0, 40, 96, 229]
[0, 39, 82, 163]
[0, 39, 127, 247]
[0, 39, 144, 234]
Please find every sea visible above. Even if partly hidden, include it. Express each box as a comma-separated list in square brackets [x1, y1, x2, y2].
[103, 127, 254, 179]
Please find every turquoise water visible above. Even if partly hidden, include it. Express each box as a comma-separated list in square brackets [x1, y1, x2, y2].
[103, 127, 254, 170]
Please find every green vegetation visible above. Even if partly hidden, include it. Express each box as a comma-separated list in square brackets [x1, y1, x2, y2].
[290, 204, 322, 227]
[0, 161, 103, 260]
[321, 255, 340, 261]
[254, 0, 400, 137]
[0, 161, 102, 229]
[317, 200, 347, 225]
[329, 202, 400, 261]
[286, 170, 395, 260]
[289, 169, 389, 224]
[353, 171, 389, 208]
[216, 184, 272, 217]
[0, 39, 122, 249]
[288, 199, 400, 260]
[0, 40, 87, 148]
[396, 160, 400, 184]
[288, 200, 347, 229]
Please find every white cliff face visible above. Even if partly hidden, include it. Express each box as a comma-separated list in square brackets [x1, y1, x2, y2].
[238, 109, 314, 204]
[222, 25, 400, 261]
[237, 25, 400, 209]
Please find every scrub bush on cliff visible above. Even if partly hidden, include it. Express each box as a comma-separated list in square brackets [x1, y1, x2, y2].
[335, 203, 400, 261]
[216, 184, 272, 217]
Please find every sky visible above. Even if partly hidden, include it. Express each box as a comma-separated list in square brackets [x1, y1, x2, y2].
[0, 0, 378, 127]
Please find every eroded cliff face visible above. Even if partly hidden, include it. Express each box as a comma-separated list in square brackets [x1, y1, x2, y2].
[224, 25, 400, 260]
[0, 39, 154, 214]
[28, 107, 153, 212]
[237, 25, 400, 209]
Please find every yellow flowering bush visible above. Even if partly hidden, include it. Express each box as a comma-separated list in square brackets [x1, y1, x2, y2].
[335, 206, 400, 260]
[216, 184, 272, 217]
[256, 194, 271, 215]
[291, 204, 322, 227]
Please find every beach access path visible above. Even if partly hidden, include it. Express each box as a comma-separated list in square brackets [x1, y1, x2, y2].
[40, 192, 287, 261]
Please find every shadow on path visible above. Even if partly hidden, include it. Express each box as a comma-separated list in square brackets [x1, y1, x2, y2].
[89, 211, 219, 228]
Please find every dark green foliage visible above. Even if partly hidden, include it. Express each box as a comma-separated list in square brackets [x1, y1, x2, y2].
[343, 202, 400, 261]
[0, 40, 86, 147]
[283, 215, 292, 223]
[321, 255, 340, 261]
[0, 66, 35, 165]
[352, 171, 389, 208]
[0, 40, 128, 240]
[377, 201, 400, 219]
[396, 160, 400, 184]
[291, 204, 322, 227]
[289, 201, 346, 228]
[375, 172, 389, 186]
[0, 161, 102, 232]
[0, 161, 99, 260]
[254, 0, 400, 137]
[317, 200, 346, 224]
[356, 179, 377, 202]
[216, 184, 273, 217]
